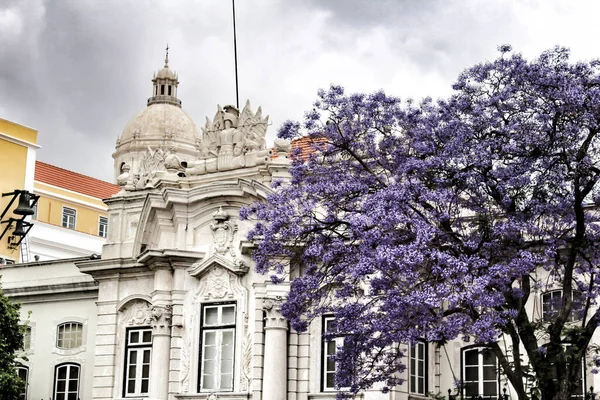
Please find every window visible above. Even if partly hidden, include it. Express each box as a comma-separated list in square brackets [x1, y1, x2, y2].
[410, 341, 427, 395]
[542, 290, 584, 322]
[54, 363, 80, 400]
[16, 365, 28, 400]
[161, 84, 165, 95]
[462, 347, 498, 398]
[322, 316, 343, 391]
[61, 207, 76, 230]
[99, 216, 108, 238]
[168, 85, 172, 96]
[22, 326, 31, 351]
[124, 328, 152, 397]
[57, 322, 83, 349]
[199, 303, 236, 392]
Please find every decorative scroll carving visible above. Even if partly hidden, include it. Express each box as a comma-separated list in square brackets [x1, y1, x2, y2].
[151, 304, 172, 335]
[119, 299, 153, 326]
[241, 331, 252, 391]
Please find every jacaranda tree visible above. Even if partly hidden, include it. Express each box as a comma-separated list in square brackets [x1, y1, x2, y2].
[241, 46, 600, 400]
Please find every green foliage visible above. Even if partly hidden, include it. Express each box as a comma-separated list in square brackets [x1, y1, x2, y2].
[0, 277, 25, 398]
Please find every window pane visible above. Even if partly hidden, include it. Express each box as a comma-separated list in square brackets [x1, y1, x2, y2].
[142, 330, 152, 343]
[465, 382, 478, 396]
[465, 366, 478, 381]
[127, 380, 136, 394]
[57, 380, 66, 392]
[205, 308, 218, 325]
[222, 306, 235, 324]
[221, 373, 233, 390]
[483, 382, 498, 396]
[141, 379, 149, 393]
[68, 379, 78, 392]
[205, 331, 216, 345]
[483, 365, 496, 380]
[58, 366, 67, 379]
[326, 372, 335, 388]
[130, 331, 139, 344]
[143, 349, 151, 364]
[68, 393, 77, 400]
[482, 350, 495, 365]
[465, 349, 478, 365]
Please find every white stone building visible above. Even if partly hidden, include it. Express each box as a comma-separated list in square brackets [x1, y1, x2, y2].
[3, 54, 599, 400]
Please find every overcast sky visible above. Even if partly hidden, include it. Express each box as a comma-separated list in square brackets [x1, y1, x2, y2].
[2, 0, 600, 182]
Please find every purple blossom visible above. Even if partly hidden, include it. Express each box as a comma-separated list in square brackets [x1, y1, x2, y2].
[242, 46, 600, 400]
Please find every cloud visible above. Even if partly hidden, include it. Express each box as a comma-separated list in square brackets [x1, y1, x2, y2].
[0, 0, 599, 181]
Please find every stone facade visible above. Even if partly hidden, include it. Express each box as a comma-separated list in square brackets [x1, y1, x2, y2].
[5, 55, 600, 400]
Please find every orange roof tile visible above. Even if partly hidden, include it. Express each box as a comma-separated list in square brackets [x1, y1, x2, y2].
[34, 161, 120, 200]
[291, 136, 327, 159]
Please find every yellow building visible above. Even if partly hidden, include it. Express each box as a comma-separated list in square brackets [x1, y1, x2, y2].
[0, 118, 39, 264]
[29, 161, 120, 261]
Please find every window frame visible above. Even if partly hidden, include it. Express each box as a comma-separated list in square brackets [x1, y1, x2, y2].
[61, 207, 76, 230]
[461, 346, 499, 399]
[16, 364, 28, 400]
[98, 215, 108, 238]
[198, 302, 237, 393]
[321, 315, 344, 392]
[123, 327, 153, 397]
[542, 290, 584, 322]
[56, 322, 84, 350]
[53, 362, 80, 400]
[409, 340, 428, 395]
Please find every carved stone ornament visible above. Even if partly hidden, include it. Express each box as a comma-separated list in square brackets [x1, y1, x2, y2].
[210, 207, 238, 256]
[151, 304, 173, 335]
[263, 296, 288, 330]
[241, 331, 252, 391]
[185, 101, 271, 176]
[119, 300, 153, 326]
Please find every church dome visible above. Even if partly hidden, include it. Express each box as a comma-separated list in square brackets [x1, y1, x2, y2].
[119, 103, 198, 144]
[113, 48, 200, 182]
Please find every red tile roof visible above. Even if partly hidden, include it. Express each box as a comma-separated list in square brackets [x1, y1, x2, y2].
[34, 161, 120, 200]
[291, 136, 326, 159]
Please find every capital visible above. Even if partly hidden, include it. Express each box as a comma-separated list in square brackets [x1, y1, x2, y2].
[151, 304, 173, 335]
[262, 296, 287, 330]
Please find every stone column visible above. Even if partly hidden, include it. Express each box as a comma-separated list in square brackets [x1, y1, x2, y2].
[150, 304, 172, 400]
[149, 265, 173, 400]
[262, 297, 288, 400]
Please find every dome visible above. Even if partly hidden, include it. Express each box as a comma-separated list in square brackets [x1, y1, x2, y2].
[119, 103, 199, 144]
[156, 66, 176, 80]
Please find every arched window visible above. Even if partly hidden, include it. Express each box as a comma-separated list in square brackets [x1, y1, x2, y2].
[54, 363, 80, 400]
[462, 347, 498, 398]
[56, 322, 83, 349]
[16, 364, 28, 400]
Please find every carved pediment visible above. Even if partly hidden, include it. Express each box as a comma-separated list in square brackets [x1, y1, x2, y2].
[187, 253, 248, 279]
